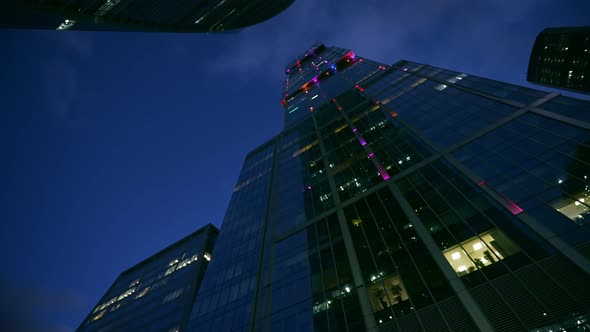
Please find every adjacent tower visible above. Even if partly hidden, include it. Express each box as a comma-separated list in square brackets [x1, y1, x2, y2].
[527, 27, 590, 95]
[76, 224, 218, 332]
[186, 44, 590, 331]
[0, 0, 295, 32]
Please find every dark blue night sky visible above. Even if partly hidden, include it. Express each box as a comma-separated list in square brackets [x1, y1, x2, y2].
[1, 0, 590, 330]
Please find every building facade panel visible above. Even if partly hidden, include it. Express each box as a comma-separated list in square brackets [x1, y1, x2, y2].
[186, 44, 590, 331]
[77, 224, 218, 332]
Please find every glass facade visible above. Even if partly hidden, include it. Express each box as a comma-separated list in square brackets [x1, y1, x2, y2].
[76, 224, 218, 332]
[1, 0, 294, 32]
[527, 27, 590, 95]
[186, 44, 590, 331]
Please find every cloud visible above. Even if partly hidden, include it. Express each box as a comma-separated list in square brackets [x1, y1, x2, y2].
[41, 58, 78, 117]
[205, 0, 555, 86]
[0, 277, 84, 332]
[39, 32, 95, 117]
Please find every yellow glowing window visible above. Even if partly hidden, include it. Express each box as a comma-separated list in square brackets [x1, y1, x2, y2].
[442, 229, 519, 276]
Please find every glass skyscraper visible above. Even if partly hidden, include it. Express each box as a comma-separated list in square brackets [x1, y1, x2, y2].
[1, 0, 294, 32]
[77, 224, 218, 332]
[185, 44, 590, 332]
[527, 27, 590, 95]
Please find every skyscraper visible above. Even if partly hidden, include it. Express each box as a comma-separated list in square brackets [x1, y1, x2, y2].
[527, 27, 590, 95]
[1, 0, 294, 32]
[185, 44, 590, 331]
[76, 224, 218, 332]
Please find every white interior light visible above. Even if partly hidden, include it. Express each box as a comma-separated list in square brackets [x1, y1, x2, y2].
[473, 242, 483, 250]
[451, 252, 461, 260]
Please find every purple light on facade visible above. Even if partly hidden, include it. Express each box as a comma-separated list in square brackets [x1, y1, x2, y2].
[349, 51, 356, 59]
[381, 172, 390, 180]
[307, 186, 312, 190]
[312, 76, 318, 83]
[369, 152, 374, 158]
[359, 137, 367, 146]
[352, 128, 358, 132]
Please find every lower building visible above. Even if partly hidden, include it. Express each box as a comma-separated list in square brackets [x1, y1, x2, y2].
[527, 27, 590, 95]
[77, 224, 218, 332]
[184, 44, 590, 331]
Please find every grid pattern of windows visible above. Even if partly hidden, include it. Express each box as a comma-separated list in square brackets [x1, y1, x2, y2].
[452, 113, 590, 246]
[184, 46, 590, 332]
[2, 0, 296, 32]
[77, 225, 217, 332]
[186, 143, 276, 332]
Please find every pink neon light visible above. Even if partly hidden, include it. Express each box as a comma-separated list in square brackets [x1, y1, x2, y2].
[478, 180, 487, 186]
[499, 195, 523, 215]
[368, 152, 375, 158]
[505, 199, 524, 215]
[487, 185, 524, 215]
[307, 186, 312, 190]
[352, 128, 358, 132]
[373, 161, 390, 180]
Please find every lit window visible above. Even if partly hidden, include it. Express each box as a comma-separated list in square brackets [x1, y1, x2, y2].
[135, 287, 150, 299]
[177, 254, 198, 270]
[56, 19, 76, 30]
[434, 84, 447, 91]
[204, 252, 211, 261]
[367, 273, 408, 312]
[93, 310, 105, 321]
[442, 229, 519, 276]
[117, 287, 137, 301]
[165, 266, 176, 276]
[552, 195, 590, 223]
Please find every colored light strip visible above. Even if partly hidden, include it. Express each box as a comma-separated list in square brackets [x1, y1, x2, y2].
[481, 182, 524, 215]
[289, 106, 300, 113]
[359, 137, 367, 146]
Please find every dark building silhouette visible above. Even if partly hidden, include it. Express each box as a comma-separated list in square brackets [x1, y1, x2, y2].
[527, 27, 590, 95]
[1, 0, 294, 32]
[184, 44, 590, 331]
[77, 224, 218, 332]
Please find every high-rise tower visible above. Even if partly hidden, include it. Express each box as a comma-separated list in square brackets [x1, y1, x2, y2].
[77, 224, 218, 332]
[1, 0, 295, 32]
[527, 27, 590, 95]
[190, 44, 590, 331]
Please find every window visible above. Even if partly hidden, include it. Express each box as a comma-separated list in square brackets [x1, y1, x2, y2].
[367, 274, 408, 312]
[552, 195, 590, 223]
[135, 286, 150, 299]
[163, 288, 184, 303]
[93, 310, 106, 321]
[442, 229, 519, 276]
